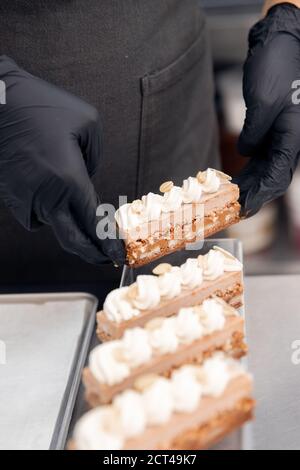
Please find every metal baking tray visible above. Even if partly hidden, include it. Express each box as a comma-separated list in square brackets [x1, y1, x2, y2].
[0, 292, 98, 450]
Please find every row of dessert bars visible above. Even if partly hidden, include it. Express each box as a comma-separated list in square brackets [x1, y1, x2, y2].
[69, 245, 254, 450]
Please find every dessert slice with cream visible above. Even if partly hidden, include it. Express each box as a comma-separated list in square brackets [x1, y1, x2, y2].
[85, 298, 247, 406]
[115, 169, 241, 267]
[97, 246, 244, 342]
[70, 354, 254, 450]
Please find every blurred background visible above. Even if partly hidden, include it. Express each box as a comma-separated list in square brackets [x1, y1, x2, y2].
[203, 0, 300, 275]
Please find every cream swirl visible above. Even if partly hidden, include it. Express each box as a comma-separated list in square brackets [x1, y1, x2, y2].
[171, 367, 202, 413]
[180, 258, 203, 289]
[113, 390, 146, 438]
[197, 299, 225, 334]
[200, 250, 224, 281]
[161, 186, 183, 212]
[142, 377, 174, 425]
[224, 257, 243, 272]
[200, 354, 231, 397]
[120, 328, 152, 368]
[182, 176, 203, 203]
[89, 341, 130, 385]
[141, 192, 164, 220]
[132, 275, 161, 310]
[103, 287, 140, 323]
[212, 247, 243, 272]
[73, 408, 123, 450]
[148, 318, 178, 354]
[201, 168, 221, 193]
[157, 269, 182, 299]
[115, 203, 145, 231]
[175, 308, 203, 344]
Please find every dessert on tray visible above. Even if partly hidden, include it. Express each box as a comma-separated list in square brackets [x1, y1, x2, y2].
[70, 354, 254, 450]
[85, 298, 247, 406]
[115, 169, 241, 267]
[97, 246, 244, 342]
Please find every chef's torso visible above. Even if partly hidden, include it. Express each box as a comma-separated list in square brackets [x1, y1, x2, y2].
[0, 0, 219, 282]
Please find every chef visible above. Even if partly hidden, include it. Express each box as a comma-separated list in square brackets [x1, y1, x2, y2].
[0, 1, 299, 282]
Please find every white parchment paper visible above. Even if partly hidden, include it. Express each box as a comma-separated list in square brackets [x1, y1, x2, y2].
[0, 297, 91, 450]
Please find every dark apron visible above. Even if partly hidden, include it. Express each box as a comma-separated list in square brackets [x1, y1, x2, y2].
[0, 0, 219, 283]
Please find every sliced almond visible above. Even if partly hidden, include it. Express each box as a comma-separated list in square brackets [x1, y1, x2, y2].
[196, 171, 206, 184]
[145, 316, 165, 331]
[112, 346, 128, 363]
[194, 367, 206, 383]
[215, 170, 232, 181]
[197, 254, 205, 267]
[152, 263, 172, 276]
[194, 305, 205, 316]
[131, 199, 143, 214]
[127, 283, 138, 300]
[134, 373, 159, 392]
[159, 181, 174, 193]
[213, 246, 237, 261]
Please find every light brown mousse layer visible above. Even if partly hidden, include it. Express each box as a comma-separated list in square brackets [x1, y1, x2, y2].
[70, 375, 254, 451]
[85, 315, 246, 407]
[122, 185, 240, 267]
[97, 270, 243, 342]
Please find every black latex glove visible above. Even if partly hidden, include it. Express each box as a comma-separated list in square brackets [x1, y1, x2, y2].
[235, 3, 300, 217]
[0, 56, 125, 266]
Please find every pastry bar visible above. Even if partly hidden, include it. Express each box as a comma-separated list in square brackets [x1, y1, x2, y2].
[97, 246, 244, 341]
[85, 298, 246, 406]
[70, 354, 255, 450]
[115, 169, 241, 267]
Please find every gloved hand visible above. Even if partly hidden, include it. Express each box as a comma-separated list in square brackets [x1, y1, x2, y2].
[0, 56, 125, 266]
[235, 3, 300, 217]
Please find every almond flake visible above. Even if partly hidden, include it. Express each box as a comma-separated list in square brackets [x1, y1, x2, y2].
[159, 181, 174, 193]
[215, 170, 232, 181]
[134, 373, 159, 392]
[112, 347, 128, 363]
[127, 284, 138, 300]
[145, 317, 165, 331]
[196, 171, 206, 184]
[213, 246, 236, 261]
[131, 199, 143, 214]
[152, 263, 172, 275]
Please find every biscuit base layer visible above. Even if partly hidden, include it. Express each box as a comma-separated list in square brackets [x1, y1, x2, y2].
[125, 201, 241, 267]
